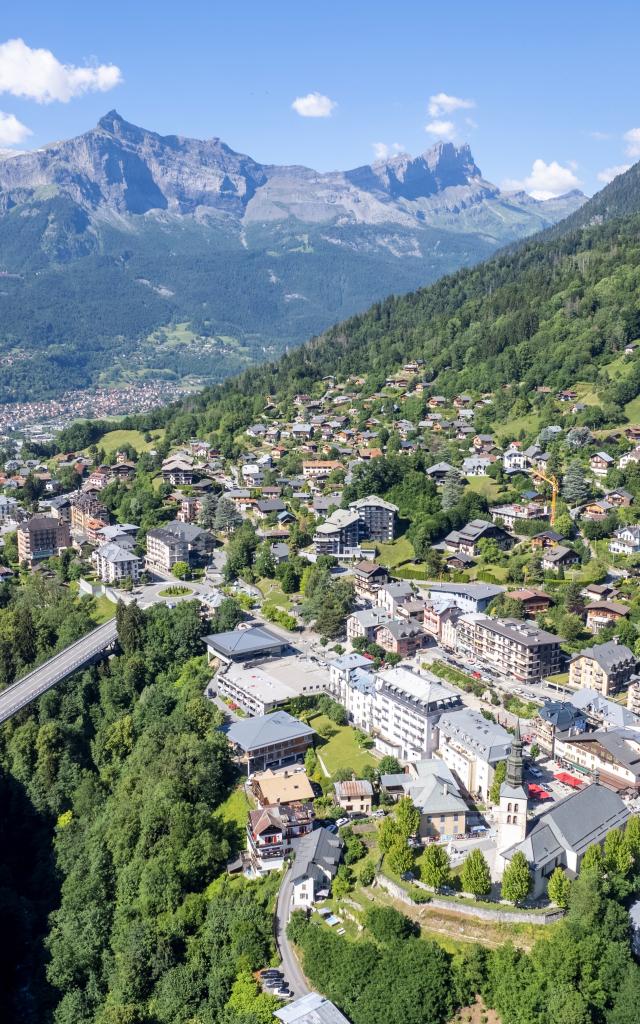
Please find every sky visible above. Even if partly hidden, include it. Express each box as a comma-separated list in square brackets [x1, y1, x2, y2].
[1, 1, 639, 198]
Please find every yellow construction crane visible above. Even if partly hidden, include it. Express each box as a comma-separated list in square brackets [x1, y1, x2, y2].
[531, 468, 559, 526]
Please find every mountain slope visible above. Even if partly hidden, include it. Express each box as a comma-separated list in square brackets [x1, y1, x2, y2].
[147, 157, 640, 439]
[0, 113, 584, 403]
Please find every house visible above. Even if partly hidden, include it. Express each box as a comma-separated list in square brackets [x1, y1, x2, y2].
[503, 447, 529, 472]
[456, 615, 562, 683]
[0, 495, 18, 523]
[161, 454, 195, 486]
[302, 460, 341, 480]
[581, 498, 614, 520]
[251, 768, 315, 808]
[386, 758, 468, 841]
[618, 447, 640, 469]
[351, 560, 390, 598]
[590, 452, 614, 477]
[16, 515, 71, 566]
[346, 608, 391, 642]
[441, 519, 512, 557]
[437, 707, 512, 800]
[609, 525, 640, 556]
[291, 827, 343, 907]
[585, 601, 630, 634]
[92, 542, 141, 584]
[425, 461, 456, 484]
[462, 455, 492, 477]
[273, 994, 350, 1024]
[425, 581, 505, 613]
[604, 488, 633, 508]
[246, 802, 315, 874]
[375, 618, 426, 658]
[501, 783, 630, 897]
[376, 580, 415, 614]
[423, 599, 460, 640]
[334, 778, 373, 816]
[569, 640, 637, 695]
[203, 625, 289, 667]
[227, 710, 316, 775]
[505, 588, 553, 615]
[541, 545, 580, 572]
[531, 529, 564, 549]
[569, 687, 640, 731]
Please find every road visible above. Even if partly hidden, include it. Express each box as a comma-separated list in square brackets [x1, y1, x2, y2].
[274, 867, 309, 998]
[0, 618, 118, 723]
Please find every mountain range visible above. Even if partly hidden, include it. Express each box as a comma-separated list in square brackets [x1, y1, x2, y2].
[0, 111, 586, 403]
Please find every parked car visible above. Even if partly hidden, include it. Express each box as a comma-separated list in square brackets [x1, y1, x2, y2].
[529, 767, 543, 779]
[336, 817, 350, 827]
[325, 823, 338, 834]
[401, 871, 415, 881]
[373, 809, 386, 818]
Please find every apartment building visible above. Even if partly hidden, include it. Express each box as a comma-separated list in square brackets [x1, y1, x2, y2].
[92, 542, 141, 585]
[554, 729, 640, 791]
[161, 454, 195, 486]
[146, 526, 188, 572]
[313, 509, 361, 556]
[70, 492, 108, 537]
[348, 495, 398, 542]
[302, 460, 342, 480]
[16, 515, 71, 566]
[569, 641, 637, 697]
[371, 666, 463, 761]
[456, 614, 562, 683]
[246, 802, 315, 874]
[437, 707, 512, 800]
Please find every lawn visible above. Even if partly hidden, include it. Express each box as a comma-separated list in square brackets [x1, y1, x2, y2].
[496, 411, 542, 440]
[216, 781, 255, 831]
[91, 428, 164, 456]
[78, 593, 117, 624]
[375, 534, 415, 568]
[308, 713, 377, 776]
[257, 578, 293, 610]
[465, 476, 503, 501]
[624, 392, 640, 424]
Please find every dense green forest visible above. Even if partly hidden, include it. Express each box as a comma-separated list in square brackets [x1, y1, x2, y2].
[0, 601, 280, 1024]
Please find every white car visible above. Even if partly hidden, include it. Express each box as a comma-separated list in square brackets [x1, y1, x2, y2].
[336, 817, 350, 827]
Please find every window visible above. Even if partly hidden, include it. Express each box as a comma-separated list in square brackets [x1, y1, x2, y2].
[507, 815, 511, 824]
[514, 803, 519, 813]
[507, 802, 512, 812]
[513, 815, 518, 824]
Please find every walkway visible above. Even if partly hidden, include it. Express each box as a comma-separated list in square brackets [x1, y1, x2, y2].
[0, 618, 118, 723]
[274, 866, 309, 998]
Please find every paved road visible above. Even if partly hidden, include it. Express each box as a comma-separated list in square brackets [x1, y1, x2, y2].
[275, 867, 309, 999]
[0, 618, 117, 723]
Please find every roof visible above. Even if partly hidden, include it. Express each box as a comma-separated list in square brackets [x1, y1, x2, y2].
[480, 617, 560, 647]
[426, 581, 505, 601]
[254, 768, 315, 804]
[569, 688, 640, 728]
[542, 544, 578, 563]
[227, 710, 315, 753]
[563, 729, 640, 779]
[334, 779, 374, 799]
[403, 758, 468, 816]
[437, 707, 511, 763]
[349, 494, 398, 513]
[329, 652, 372, 673]
[274, 993, 350, 1024]
[95, 542, 139, 563]
[586, 601, 630, 616]
[377, 666, 457, 708]
[202, 624, 287, 660]
[571, 639, 635, 673]
[504, 783, 629, 867]
[291, 826, 343, 885]
[539, 700, 584, 731]
[163, 519, 206, 543]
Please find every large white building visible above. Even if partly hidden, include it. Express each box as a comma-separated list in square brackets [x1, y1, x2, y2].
[92, 542, 141, 584]
[437, 707, 512, 799]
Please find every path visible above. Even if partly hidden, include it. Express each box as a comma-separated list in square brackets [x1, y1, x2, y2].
[274, 867, 309, 998]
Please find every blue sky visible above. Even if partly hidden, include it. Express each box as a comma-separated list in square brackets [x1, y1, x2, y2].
[1, 0, 639, 197]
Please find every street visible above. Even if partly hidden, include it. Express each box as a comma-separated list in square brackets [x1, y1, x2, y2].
[274, 867, 309, 998]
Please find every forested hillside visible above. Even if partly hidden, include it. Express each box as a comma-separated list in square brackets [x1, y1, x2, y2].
[0, 601, 280, 1024]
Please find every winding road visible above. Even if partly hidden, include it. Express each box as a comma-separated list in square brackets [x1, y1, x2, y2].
[275, 866, 309, 998]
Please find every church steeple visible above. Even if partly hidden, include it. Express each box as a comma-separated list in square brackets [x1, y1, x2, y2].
[505, 718, 524, 789]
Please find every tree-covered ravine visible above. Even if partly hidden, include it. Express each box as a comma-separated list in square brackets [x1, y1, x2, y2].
[2, 598, 640, 1024]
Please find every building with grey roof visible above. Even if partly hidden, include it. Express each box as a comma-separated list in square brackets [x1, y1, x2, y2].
[203, 625, 289, 666]
[425, 581, 506, 613]
[382, 758, 468, 840]
[437, 707, 512, 799]
[227, 710, 315, 775]
[569, 688, 640, 729]
[274, 993, 350, 1024]
[291, 826, 343, 906]
[502, 783, 630, 896]
[569, 640, 637, 697]
[555, 728, 640, 790]
[92, 541, 141, 584]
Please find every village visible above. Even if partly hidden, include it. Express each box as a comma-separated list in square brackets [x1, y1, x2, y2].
[3, 357, 640, 1010]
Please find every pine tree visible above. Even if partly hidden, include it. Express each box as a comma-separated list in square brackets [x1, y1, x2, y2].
[420, 844, 451, 890]
[441, 469, 464, 511]
[198, 493, 219, 530]
[214, 497, 241, 533]
[461, 848, 492, 898]
[501, 851, 532, 905]
[547, 866, 571, 909]
[562, 460, 590, 505]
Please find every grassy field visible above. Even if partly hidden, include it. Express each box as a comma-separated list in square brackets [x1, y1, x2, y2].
[465, 476, 503, 501]
[216, 781, 255, 831]
[496, 411, 542, 440]
[375, 534, 415, 568]
[624, 393, 640, 423]
[256, 578, 294, 610]
[308, 713, 377, 775]
[77, 593, 116, 624]
[89, 428, 165, 456]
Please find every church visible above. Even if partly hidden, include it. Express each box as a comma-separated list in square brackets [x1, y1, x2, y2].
[496, 720, 630, 897]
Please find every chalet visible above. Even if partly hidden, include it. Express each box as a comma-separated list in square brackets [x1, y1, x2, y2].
[604, 488, 633, 507]
[425, 461, 455, 484]
[462, 455, 492, 477]
[610, 525, 640, 556]
[531, 529, 564, 549]
[505, 588, 553, 615]
[541, 545, 580, 572]
[582, 582, 620, 602]
[428, 395, 447, 408]
[619, 447, 640, 469]
[590, 451, 614, 477]
[441, 519, 512, 557]
[585, 601, 630, 634]
[473, 434, 494, 451]
[351, 561, 390, 598]
[444, 551, 475, 571]
[581, 498, 614, 520]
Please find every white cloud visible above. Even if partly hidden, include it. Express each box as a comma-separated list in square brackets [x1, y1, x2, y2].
[0, 110, 32, 145]
[425, 119, 455, 140]
[597, 164, 632, 184]
[428, 92, 475, 117]
[291, 92, 336, 118]
[0, 37, 122, 104]
[624, 127, 640, 158]
[372, 141, 404, 160]
[590, 130, 611, 141]
[502, 158, 582, 200]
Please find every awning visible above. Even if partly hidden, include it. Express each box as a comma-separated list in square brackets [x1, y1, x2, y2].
[554, 772, 585, 789]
